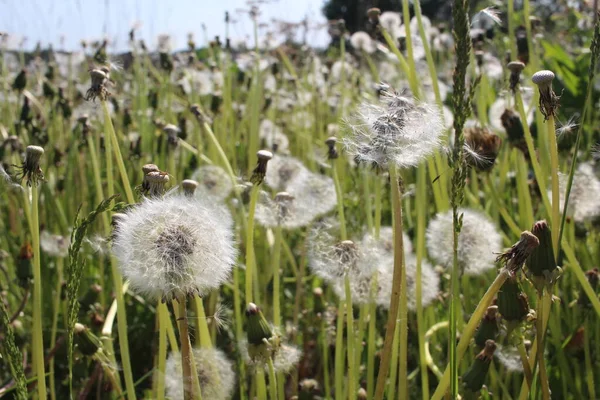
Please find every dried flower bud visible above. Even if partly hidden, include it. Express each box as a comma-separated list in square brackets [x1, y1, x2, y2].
[16, 145, 45, 186]
[140, 164, 160, 193]
[74, 323, 102, 356]
[500, 108, 528, 155]
[497, 275, 530, 328]
[163, 123, 180, 148]
[250, 150, 273, 185]
[85, 67, 110, 102]
[464, 127, 501, 172]
[181, 179, 199, 197]
[526, 220, 560, 291]
[475, 306, 500, 348]
[507, 61, 525, 92]
[462, 340, 497, 393]
[367, 7, 381, 23]
[532, 70, 559, 120]
[145, 171, 170, 198]
[17, 242, 33, 288]
[496, 231, 540, 272]
[325, 136, 339, 160]
[12, 69, 27, 91]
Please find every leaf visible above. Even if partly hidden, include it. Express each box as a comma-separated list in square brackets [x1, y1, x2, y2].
[65, 194, 119, 397]
[0, 299, 28, 400]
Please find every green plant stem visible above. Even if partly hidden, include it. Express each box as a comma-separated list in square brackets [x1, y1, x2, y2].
[245, 185, 259, 303]
[233, 267, 247, 398]
[508, 0, 518, 60]
[387, 316, 400, 400]
[547, 115, 560, 255]
[256, 368, 268, 400]
[320, 317, 332, 400]
[193, 295, 212, 348]
[366, 280, 377, 399]
[49, 257, 64, 400]
[156, 303, 169, 400]
[334, 302, 345, 400]
[176, 298, 200, 400]
[584, 319, 596, 399]
[373, 166, 404, 400]
[415, 165, 429, 400]
[272, 226, 282, 327]
[31, 185, 47, 400]
[332, 161, 347, 240]
[431, 269, 511, 400]
[536, 291, 551, 400]
[562, 241, 600, 316]
[344, 276, 356, 400]
[101, 100, 135, 204]
[267, 357, 278, 400]
[517, 339, 533, 389]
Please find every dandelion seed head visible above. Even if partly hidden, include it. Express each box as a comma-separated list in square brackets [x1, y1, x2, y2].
[494, 344, 523, 372]
[553, 162, 600, 222]
[264, 154, 307, 190]
[112, 195, 236, 302]
[40, 231, 70, 258]
[190, 165, 233, 201]
[426, 208, 502, 275]
[343, 89, 444, 170]
[259, 119, 289, 153]
[379, 12, 402, 36]
[165, 348, 235, 400]
[350, 31, 376, 54]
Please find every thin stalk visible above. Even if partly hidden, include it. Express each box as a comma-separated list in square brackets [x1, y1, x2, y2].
[508, 0, 518, 59]
[176, 298, 199, 400]
[344, 276, 356, 400]
[267, 358, 278, 400]
[193, 296, 212, 348]
[547, 115, 560, 255]
[156, 303, 169, 400]
[366, 280, 377, 399]
[373, 167, 404, 400]
[245, 186, 260, 303]
[415, 165, 429, 400]
[272, 226, 282, 327]
[332, 153, 347, 240]
[584, 319, 596, 400]
[320, 317, 332, 400]
[387, 317, 400, 400]
[101, 100, 135, 204]
[49, 257, 64, 400]
[536, 291, 551, 400]
[431, 269, 511, 400]
[517, 339, 533, 388]
[334, 303, 345, 400]
[31, 185, 47, 400]
[256, 368, 268, 400]
[233, 268, 247, 398]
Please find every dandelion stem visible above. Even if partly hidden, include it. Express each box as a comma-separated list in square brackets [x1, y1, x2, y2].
[272, 225, 282, 328]
[431, 268, 510, 400]
[584, 319, 596, 399]
[156, 303, 169, 400]
[176, 298, 199, 400]
[344, 276, 357, 400]
[334, 303, 345, 400]
[373, 166, 404, 400]
[332, 156, 347, 241]
[547, 115, 560, 256]
[517, 338, 533, 388]
[31, 185, 47, 400]
[193, 296, 212, 348]
[536, 290, 551, 400]
[245, 185, 259, 303]
[366, 280, 377, 399]
[267, 357, 278, 400]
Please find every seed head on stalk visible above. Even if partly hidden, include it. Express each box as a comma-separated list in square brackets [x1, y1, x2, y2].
[532, 70, 560, 121]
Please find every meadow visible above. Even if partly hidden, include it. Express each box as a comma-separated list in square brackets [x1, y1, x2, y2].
[1, 0, 600, 399]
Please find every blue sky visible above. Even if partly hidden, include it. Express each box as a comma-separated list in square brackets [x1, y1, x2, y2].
[0, 0, 328, 51]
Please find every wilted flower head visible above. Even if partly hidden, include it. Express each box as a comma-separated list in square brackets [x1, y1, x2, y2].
[190, 165, 233, 202]
[165, 348, 235, 400]
[464, 127, 502, 171]
[15, 145, 45, 186]
[85, 66, 111, 102]
[426, 208, 502, 275]
[112, 194, 236, 302]
[554, 162, 600, 223]
[344, 89, 444, 170]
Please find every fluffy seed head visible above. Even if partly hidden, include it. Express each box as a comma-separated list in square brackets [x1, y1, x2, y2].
[350, 31, 376, 54]
[426, 209, 502, 275]
[190, 165, 233, 202]
[343, 89, 444, 170]
[112, 195, 236, 302]
[554, 162, 600, 222]
[165, 348, 235, 400]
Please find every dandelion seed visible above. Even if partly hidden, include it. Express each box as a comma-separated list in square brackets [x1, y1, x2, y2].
[472, 7, 502, 27]
[494, 344, 524, 372]
[426, 208, 502, 275]
[165, 348, 235, 400]
[556, 115, 579, 140]
[343, 89, 444, 170]
[112, 195, 236, 302]
[464, 127, 502, 171]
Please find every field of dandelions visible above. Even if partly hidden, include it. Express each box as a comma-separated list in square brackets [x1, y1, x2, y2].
[1, 1, 600, 399]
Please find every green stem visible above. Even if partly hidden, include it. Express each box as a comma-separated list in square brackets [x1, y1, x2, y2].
[517, 338, 533, 389]
[373, 167, 404, 400]
[332, 160, 347, 240]
[177, 298, 197, 400]
[335, 302, 345, 400]
[267, 357, 278, 400]
[272, 226, 282, 328]
[547, 115, 560, 256]
[366, 280, 377, 399]
[256, 368, 268, 400]
[345, 276, 356, 400]
[31, 185, 47, 400]
[194, 295, 212, 348]
[584, 319, 596, 399]
[245, 186, 259, 303]
[431, 269, 511, 400]
[536, 291, 551, 400]
[156, 303, 169, 400]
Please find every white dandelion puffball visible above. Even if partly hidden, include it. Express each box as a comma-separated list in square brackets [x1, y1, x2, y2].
[112, 195, 237, 301]
[165, 348, 235, 400]
[350, 31, 376, 54]
[554, 162, 600, 223]
[264, 154, 309, 190]
[426, 208, 502, 275]
[343, 90, 444, 170]
[190, 165, 233, 202]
